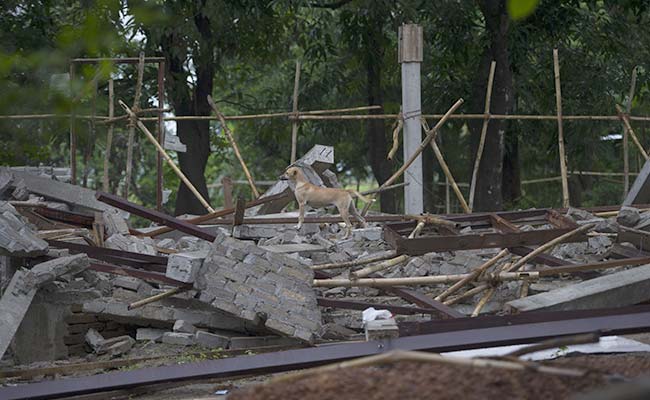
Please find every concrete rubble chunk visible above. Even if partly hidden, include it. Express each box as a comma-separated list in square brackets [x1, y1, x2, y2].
[0, 254, 89, 359]
[103, 336, 135, 357]
[113, 276, 143, 292]
[0, 170, 14, 198]
[105, 233, 157, 256]
[164, 133, 187, 153]
[321, 169, 342, 188]
[352, 227, 383, 242]
[195, 331, 230, 348]
[173, 319, 197, 334]
[166, 250, 208, 283]
[196, 233, 322, 344]
[364, 318, 399, 341]
[103, 209, 129, 236]
[617, 206, 641, 227]
[0, 202, 49, 257]
[507, 264, 650, 312]
[566, 207, 596, 221]
[136, 328, 167, 342]
[162, 332, 195, 346]
[248, 145, 334, 215]
[85, 328, 105, 351]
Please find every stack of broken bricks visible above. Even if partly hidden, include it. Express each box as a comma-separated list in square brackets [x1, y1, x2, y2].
[3, 145, 650, 368]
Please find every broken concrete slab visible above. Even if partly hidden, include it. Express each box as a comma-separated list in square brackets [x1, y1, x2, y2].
[105, 233, 157, 256]
[0, 254, 89, 359]
[3, 167, 119, 213]
[507, 264, 650, 312]
[259, 243, 327, 254]
[248, 145, 334, 215]
[112, 276, 143, 292]
[103, 210, 129, 236]
[195, 331, 229, 349]
[162, 332, 195, 346]
[617, 206, 641, 227]
[352, 227, 383, 242]
[196, 233, 322, 343]
[173, 320, 197, 334]
[85, 328, 105, 351]
[228, 335, 300, 349]
[163, 133, 187, 153]
[0, 202, 48, 257]
[166, 250, 207, 283]
[136, 328, 166, 342]
[0, 170, 14, 199]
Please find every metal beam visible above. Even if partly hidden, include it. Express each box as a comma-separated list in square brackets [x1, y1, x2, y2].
[316, 297, 451, 316]
[5, 308, 650, 399]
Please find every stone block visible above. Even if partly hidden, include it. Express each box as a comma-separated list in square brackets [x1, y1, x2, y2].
[166, 250, 207, 283]
[162, 332, 195, 346]
[364, 318, 399, 341]
[173, 319, 197, 334]
[195, 331, 229, 349]
[136, 328, 166, 342]
[85, 328, 105, 351]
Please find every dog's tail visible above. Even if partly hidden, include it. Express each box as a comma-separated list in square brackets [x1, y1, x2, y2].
[348, 190, 374, 203]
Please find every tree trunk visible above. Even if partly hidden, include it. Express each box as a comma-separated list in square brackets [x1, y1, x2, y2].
[469, 0, 514, 211]
[364, 18, 397, 213]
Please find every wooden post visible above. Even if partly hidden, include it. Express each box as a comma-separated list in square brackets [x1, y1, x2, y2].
[290, 61, 301, 164]
[118, 100, 215, 213]
[222, 176, 233, 208]
[468, 61, 496, 212]
[69, 62, 77, 185]
[124, 52, 145, 199]
[103, 78, 114, 193]
[553, 49, 570, 207]
[616, 104, 648, 161]
[361, 98, 464, 216]
[623, 67, 638, 196]
[399, 24, 424, 214]
[422, 119, 470, 213]
[207, 95, 260, 198]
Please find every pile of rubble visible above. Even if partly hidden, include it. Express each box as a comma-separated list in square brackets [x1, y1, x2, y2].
[2, 147, 650, 374]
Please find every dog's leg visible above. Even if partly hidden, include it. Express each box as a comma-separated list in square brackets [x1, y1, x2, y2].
[338, 200, 353, 239]
[296, 201, 305, 230]
[349, 203, 367, 228]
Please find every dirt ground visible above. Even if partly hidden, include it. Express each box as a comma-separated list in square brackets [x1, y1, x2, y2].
[227, 353, 650, 400]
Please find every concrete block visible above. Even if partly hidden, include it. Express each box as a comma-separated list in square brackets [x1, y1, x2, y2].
[112, 276, 142, 292]
[85, 328, 105, 351]
[162, 332, 195, 346]
[136, 328, 166, 342]
[195, 331, 229, 348]
[166, 250, 207, 283]
[105, 234, 157, 256]
[173, 320, 197, 334]
[364, 318, 399, 341]
[352, 227, 383, 242]
[507, 264, 650, 312]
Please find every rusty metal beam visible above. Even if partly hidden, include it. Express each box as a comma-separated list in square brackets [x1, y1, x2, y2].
[5, 307, 650, 400]
[316, 297, 454, 316]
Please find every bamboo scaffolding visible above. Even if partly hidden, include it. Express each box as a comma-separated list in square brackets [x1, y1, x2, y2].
[128, 286, 188, 310]
[469, 61, 496, 212]
[361, 98, 465, 216]
[103, 78, 114, 192]
[312, 271, 539, 288]
[387, 109, 403, 160]
[553, 49, 570, 208]
[118, 100, 215, 213]
[443, 284, 490, 306]
[422, 119, 471, 213]
[207, 95, 260, 198]
[124, 52, 145, 199]
[505, 223, 595, 272]
[434, 248, 509, 302]
[471, 286, 496, 317]
[623, 67, 638, 195]
[290, 61, 301, 164]
[616, 104, 649, 161]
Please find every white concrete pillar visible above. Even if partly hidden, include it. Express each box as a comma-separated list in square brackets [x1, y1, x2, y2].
[399, 24, 424, 214]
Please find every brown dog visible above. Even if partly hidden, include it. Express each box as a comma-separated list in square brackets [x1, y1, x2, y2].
[281, 166, 371, 238]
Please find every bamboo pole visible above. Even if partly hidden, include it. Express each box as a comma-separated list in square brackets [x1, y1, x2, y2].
[118, 100, 215, 213]
[553, 49, 570, 208]
[505, 223, 594, 272]
[422, 119, 471, 213]
[312, 271, 538, 288]
[387, 110, 403, 160]
[623, 67, 638, 195]
[311, 251, 398, 271]
[361, 98, 464, 215]
[124, 52, 145, 199]
[290, 61, 301, 164]
[434, 248, 509, 302]
[103, 78, 114, 192]
[443, 284, 490, 306]
[207, 95, 260, 198]
[128, 286, 188, 310]
[469, 61, 496, 212]
[616, 104, 648, 161]
[471, 286, 496, 317]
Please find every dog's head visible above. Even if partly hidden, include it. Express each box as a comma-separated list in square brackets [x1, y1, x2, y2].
[280, 166, 302, 182]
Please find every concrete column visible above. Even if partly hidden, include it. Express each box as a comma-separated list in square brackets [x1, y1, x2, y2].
[399, 24, 424, 214]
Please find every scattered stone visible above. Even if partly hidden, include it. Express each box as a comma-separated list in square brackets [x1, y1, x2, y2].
[156, 238, 177, 250]
[84, 328, 105, 351]
[594, 218, 618, 233]
[112, 276, 142, 292]
[11, 179, 29, 200]
[105, 233, 157, 256]
[173, 320, 197, 334]
[136, 328, 166, 342]
[0, 170, 14, 198]
[566, 207, 596, 221]
[195, 331, 230, 348]
[617, 206, 641, 227]
[103, 336, 135, 357]
[352, 227, 383, 242]
[588, 235, 612, 254]
[162, 332, 195, 346]
[166, 250, 207, 283]
[365, 318, 399, 341]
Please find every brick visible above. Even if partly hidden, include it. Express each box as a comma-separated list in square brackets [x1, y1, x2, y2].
[166, 250, 207, 283]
